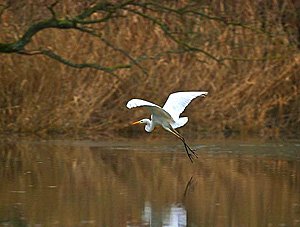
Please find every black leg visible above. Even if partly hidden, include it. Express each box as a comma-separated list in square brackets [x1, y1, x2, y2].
[166, 127, 198, 162]
[183, 140, 198, 158]
[182, 139, 198, 162]
[182, 141, 193, 162]
[183, 176, 194, 199]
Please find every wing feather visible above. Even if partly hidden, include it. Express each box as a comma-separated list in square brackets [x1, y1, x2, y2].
[126, 98, 173, 120]
[162, 91, 208, 120]
[126, 98, 160, 109]
[126, 99, 164, 116]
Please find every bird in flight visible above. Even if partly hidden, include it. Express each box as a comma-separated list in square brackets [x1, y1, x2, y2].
[126, 91, 208, 162]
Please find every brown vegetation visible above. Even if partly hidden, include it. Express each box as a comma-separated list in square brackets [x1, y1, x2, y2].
[0, 0, 299, 138]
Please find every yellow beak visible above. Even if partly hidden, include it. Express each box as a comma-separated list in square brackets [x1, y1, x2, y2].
[131, 121, 141, 125]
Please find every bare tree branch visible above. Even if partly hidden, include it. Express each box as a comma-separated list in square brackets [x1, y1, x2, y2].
[75, 0, 133, 20]
[73, 12, 120, 24]
[76, 26, 149, 76]
[0, 1, 136, 53]
[18, 48, 130, 76]
[0, 0, 276, 74]
[0, 1, 138, 76]
[0, 18, 77, 53]
[135, 49, 208, 64]
[47, 0, 59, 19]
[125, 7, 222, 63]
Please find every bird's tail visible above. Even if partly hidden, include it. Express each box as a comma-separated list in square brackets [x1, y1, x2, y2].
[171, 117, 188, 129]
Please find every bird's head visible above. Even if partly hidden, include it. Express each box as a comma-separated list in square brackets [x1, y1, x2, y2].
[131, 118, 153, 132]
[132, 119, 149, 125]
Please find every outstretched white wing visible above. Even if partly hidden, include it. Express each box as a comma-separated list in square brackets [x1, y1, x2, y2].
[163, 91, 208, 120]
[126, 98, 164, 116]
[126, 98, 160, 109]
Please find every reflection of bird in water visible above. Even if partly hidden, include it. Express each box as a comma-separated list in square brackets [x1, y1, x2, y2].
[127, 91, 208, 162]
[183, 176, 195, 199]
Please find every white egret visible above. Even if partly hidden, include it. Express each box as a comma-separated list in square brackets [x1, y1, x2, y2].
[126, 91, 208, 162]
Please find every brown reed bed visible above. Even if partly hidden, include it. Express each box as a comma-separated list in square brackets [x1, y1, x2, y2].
[0, 0, 299, 138]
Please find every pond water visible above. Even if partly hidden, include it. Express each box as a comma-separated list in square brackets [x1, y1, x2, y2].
[0, 138, 300, 227]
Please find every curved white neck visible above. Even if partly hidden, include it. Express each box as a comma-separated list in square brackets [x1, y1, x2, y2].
[143, 119, 154, 132]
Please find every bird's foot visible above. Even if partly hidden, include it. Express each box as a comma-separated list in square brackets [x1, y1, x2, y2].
[183, 142, 198, 163]
[189, 147, 198, 159]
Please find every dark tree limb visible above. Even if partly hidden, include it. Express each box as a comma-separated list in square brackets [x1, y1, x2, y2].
[0, 1, 133, 52]
[0, 1, 139, 75]
[0, 18, 77, 53]
[0, 0, 271, 74]
[18, 48, 130, 76]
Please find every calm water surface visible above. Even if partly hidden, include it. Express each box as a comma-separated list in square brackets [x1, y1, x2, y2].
[0, 139, 300, 227]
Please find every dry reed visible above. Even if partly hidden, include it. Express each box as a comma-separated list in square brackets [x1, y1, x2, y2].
[0, 0, 299, 138]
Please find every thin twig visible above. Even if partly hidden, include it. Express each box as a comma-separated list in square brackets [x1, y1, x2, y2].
[126, 7, 221, 63]
[47, 0, 59, 18]
[77, 26, 149, 76]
